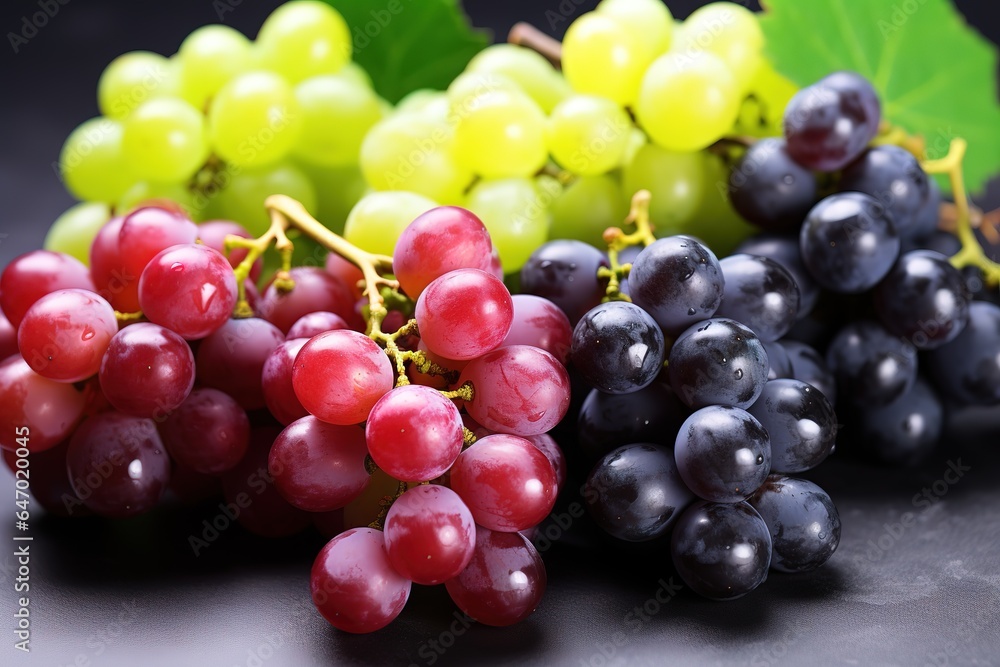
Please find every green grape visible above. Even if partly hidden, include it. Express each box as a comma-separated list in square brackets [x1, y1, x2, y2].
[59, 117, 135, 202]
[635, 51, 740, 152]
[255, 0, 351, 83]
[178, 24, 253, 110]
[98, 51, 179, 119]
[465, 44, 571, 113]
[117, 181, 196, 218]
[623, 127, 648, 164]
[292, 74, 382, 167]
[561, 13, 653, 106]
[464, 178, 554, 273]
[453, 90, 547, 179]
[675, 2, 763, 90]
[208, 71, 302, 168]
[396, 89, 446, 115]
[735, 60, 799, 138]
[360, 114, 472, 205]
[596, 0, 673, 57]
[338, 62, 374, 89]
[44, 202, 112, 265]
[550, 174, 628, 247]
[622, 143, 707, 229]
[121, 98, 209, 183]
[673, 152, 756, 256]
[545, 95, 631, 176]
[447, 71, 521, 115]
[344, 191, 439, 257]
[296, 161, 369, 236]
[215, 162, 318, 236]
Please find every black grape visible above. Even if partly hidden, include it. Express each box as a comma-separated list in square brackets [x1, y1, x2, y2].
[839, 145, 930, 237]
[735, 233, 821, 318]
[925, 301, 1000, 405]
[520, 240, 608, 325]
[779, 341, 837, 404]
[763, 339, 793, 380]
[715, 253, 800, 342]
[728, 137, 818, 233]
[826, 320, 918, 407]
[747, 379, 837, 473]
[749, 476, 841, 574]
[853, 377, 943, 466]
[577, 383, 689, 464]
[570, 301, 665, 394]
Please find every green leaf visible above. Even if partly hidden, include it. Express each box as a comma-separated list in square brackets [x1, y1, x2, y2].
[322, 0, 490, 103]
[760, 0, 1000, 194]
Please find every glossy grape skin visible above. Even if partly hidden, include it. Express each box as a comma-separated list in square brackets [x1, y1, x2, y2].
[89, 216, 140, 312]
[499, 294, 573, 365]
[908, 177, 942, 241]
[444, 526, 546, 627]
[257, 266, 359, 333]
[675, 406, 771, 502]
[256, 1, 351, 83]
[728, 138, 817, 233]
[99, 323, 195, 419]
[853, 377, 943, 466]
[208, 71, 301, 168]
[118, 207, 200, 296]
[0, 307, 16, 361]
[525, 433, 567, 493]
[925, 301, 1000, 405]
[415, 269, 513, 361]
[762, 339, 793, 380]
[17, 289, 118, 383]
[159, 388, 250, 475]
[668, 318, 769, 409]
[584, 443, 694, 542]
[716, 254, 800, 342]
[749, 475, 841, 573]
[261, 338, 309, 425]
[384, 485, 476, 585]
[734, 233, 820, 319]
[839, 145, 930, 237]
[196, 317, 285, 410]
[450, 433, 558, 532]
[519, 240, 608, 325]
[44, 201, 110, 266]
[286, 312, 350, 339]
[121, 98, 209, 182]
[577, 383, 689, 464]
[826, 320, 918, 407]
[0, 250, 95, 328]
[366, 385, 464, 482]
[670, 500, 771, 601]
[780, 340, 837, 405]
[873, 250, 970, 350]
[748, 379, 837, 473]
[311, 528, 412, 634]
[268, 416, 370, 512]
[196, 220, 263, 283]
[0, 355, 85, 452]
[66, 411, 171, 518]
[800, 192, 900, 293]
[570, 301, 665, 394]
[783, 71, 880, 171]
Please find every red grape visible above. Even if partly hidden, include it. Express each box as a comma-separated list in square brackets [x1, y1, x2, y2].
[89, 216, 140, 312]
[117, 206, 198, 290]
[0, 355, 85, 452]
[261, 338, 309, 425]
[325, 252, 364, 301]
[258, 267, 359, 333]
[500, 294, 573, 365]
[286, 311, 350, 339]
[0, 303, 18, 361]
[159, 388, 250, 475]
[0, 250, 95, 328]
[393, 206, 493, 298]
[196, 317, 285, 410]
[2, 440, 84, 516]
[414, 269, 513, 360]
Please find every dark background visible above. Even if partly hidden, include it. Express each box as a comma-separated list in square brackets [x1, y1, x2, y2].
[2, 1, 1000, 666]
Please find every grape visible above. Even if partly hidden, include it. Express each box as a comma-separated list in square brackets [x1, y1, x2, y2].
[2, 441, 81, 517]
[0, 308, 16, 361]
[596, 0, 672, 57]
[292, 329, 394, 425]
[196, 317, 285, 410]
[716, 254, 799, 342]
[366, 385, 464, 482]
[577, 383, 689, 464]
[0, 355, 85, 453]
[393, 206, 494, 299]
[668, 318, 769, 410]
[628, 235, 725, 336]
[749, 476, 841, 573]
[465, 178, 554, 274]
[909, 178, 942, 241]
[780, 340, 837, 404]
[500, 294, 573, 365]
[688, 152, 760, 256]
[748, 379, 837, 473]
[122, 98, 209, 182]
[343, 191, 439, 258]
[97, 51, 177, 119]
[545, 95, 631, 176]
[17, 289, 118, 383]
[59, 117, 135, 202]
[570, 301, 665, 394]
[453, 90, 548, 179]
[826, 320, 918, 407]
[384, 485, 476, 585]
[159, 387, 250, 475]
[852, 377, 943, 466]
[519, 240, 608, 325]
[298, 162, 368, 236]
[800, 192, 900, 293]
[118, 207, 200, 298]
[269, 416, 370, 512]
[117, 181, 196, 219]
[257, 266, 357, 333]
[873, 250, 970, 350]
[197, 220, 263, 282]
[783, 71, 881, 171]
[44, 203, 111, 266]
[670, 500, 771, 601]
[88, 217, 134, 311]
[208, 71, 301, 168]
[293, 74, 383, 167]
[734, 233, 820, 318]
[0, 250, 94, 328]
[415, 269, 513, 361]
[675, 405, 770, 502]
[562, 13, 651, 106]
[636, 51, 741, 152]
[261, 338, 309, 425]
[286, 312, 349, 339]
[177, 24, 252, 109]
[459, 345, 571, 437]
[66, 411, 171, 518]
[584, 443, 693, 542]
[925, 301, 1000, 405]
[447, 71, 520, 111]
[675, 2, 764, 87]
[465, 44, 571, 113]
[256, 1, 351, 83]
[621, 144, 707, 230]
[99, 322, 195, 418]
[761, 339, 792, 380]
[549, 174, 628, 249]
[216, 162, 318, 237]
[728, 138, 818, 233]
[839, 145, 930, 237]
[139, 244, 237, 340]
[525, 433, 567, 492]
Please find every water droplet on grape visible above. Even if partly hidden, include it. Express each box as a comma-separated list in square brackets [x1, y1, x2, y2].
[170, 262, 184, 272]
[734, 368, 743, 379]
[687, 307, 696, 316]
[81, 326, 95, 341]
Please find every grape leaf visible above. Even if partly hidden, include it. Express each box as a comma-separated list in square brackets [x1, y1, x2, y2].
[759, 0, 1000, 194]
[322, 0, 490, 103]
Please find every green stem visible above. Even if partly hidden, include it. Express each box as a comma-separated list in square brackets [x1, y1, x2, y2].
[601, 189, 657, 302]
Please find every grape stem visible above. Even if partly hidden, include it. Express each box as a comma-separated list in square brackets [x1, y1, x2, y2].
[508, 22, 563, 67]
[599, 189, 657, 302]
[114, 310, 143, 325]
